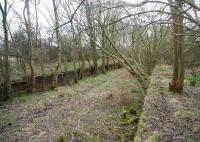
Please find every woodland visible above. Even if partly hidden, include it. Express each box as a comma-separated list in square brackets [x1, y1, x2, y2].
[0, 0, 200, 141]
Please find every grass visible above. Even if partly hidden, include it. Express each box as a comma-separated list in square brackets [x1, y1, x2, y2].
[8, 92, 30, 103]
[0, 69, 143, 142]
[132, 88, 145, 94]
[175, 105, 200, 119]
[6, 59, 118, 82]
[185, 74, 200, 84]
[187, 137, 198, 142]
[145, 132, 160, 142]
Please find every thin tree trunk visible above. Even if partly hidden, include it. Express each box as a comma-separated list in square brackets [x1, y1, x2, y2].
[24, 0, 35, 93]
[101, 30, 106, 73]
[52, 0, 62, 88]
[0, 0, 10, 100]
[78, 32, 85, 79]
[85, 2, 98, 74]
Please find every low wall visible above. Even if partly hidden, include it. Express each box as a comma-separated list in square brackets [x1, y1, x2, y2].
[0, 63, 121, 97]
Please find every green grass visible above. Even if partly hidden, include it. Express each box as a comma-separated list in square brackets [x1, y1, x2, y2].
[8, 92, 30, 103]
[132, 88, 145, 94]
[187, 137, 198, 142]
[185, 74, 200, 84]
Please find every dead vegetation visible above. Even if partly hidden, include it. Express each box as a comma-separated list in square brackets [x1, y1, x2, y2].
[0, 69, 144, 142]
[135, 66, 200, 142]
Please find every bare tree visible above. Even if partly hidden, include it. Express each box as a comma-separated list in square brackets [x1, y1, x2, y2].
[52, 0, 62, 88]
[23, 0, 35, 93]
[0, 0, 10, 100]
[85, 1, 98, 74]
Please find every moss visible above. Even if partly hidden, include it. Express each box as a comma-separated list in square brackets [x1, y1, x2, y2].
[128, 79, 139, 84]
[122, 111, 128, 119]
[121, 85, 145, 140]
[88, 134, 104, 142]
[8, 92, 30, 103]
[192, 125, 200, 134]
[129, 107, 137, 115]
[121, 96, 143, 126]
[139, 122, 149, 132]
[72, 130, 82, 137]
[186, 137, 198, 142]
[107, 114, 118, 121]
[132, 88, 145, 94]
[56, 135, 65, 142]
[134, 137, 142, 142]
[185, 74, 200, 84]
[145, 132, 160, 142]
[121, 115, 139, 126]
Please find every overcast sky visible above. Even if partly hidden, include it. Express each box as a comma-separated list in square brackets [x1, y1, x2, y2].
[0, 0, 147, 37]
[0, 0, 199, 38]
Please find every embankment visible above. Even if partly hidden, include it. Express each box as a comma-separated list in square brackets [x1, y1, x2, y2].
[0, 63, 121, 97]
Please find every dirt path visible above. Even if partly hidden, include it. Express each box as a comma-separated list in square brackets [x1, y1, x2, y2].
[0, 69, 139, 142]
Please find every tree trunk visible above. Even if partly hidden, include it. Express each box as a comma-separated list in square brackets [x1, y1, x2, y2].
[91, 33, 98, 74]
[0, 0, 11, 100]
[78, 32, 85, 79]
[24, 0, 35, 93]
[169, 0, 185, 93]
[101, 30, 106, 73]
[72, 47, 78, 83]
[52, 0, 62, 88]
[85, 1, 98, 74]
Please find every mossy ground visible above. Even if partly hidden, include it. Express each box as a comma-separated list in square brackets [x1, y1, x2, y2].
[0, 69, 142, 142]
[134, 66, 200, 142]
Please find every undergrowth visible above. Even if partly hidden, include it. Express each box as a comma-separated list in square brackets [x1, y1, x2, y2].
[121, 87, 145, 141]
[185, 74, 200, 84]
[7, 92, 30, 103]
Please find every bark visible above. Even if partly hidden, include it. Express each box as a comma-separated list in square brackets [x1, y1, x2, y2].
[169, 0, 185, 93]
[78, 32, 85, 79]
[0, 0, 10, 100]
[85, 2, 98, 74]
[52, 0, 62, 88]
[70, 21, 78, 83]
[106, 55, 110, 70]
[101, 29, 106, 73]
[72, 47, 78, 83]
[24, 0, 35, 93]
[91, 31, 98, 74]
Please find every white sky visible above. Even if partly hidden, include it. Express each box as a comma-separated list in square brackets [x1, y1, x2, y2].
[0, 0, 146, 37]
[0, 0, 199, 39]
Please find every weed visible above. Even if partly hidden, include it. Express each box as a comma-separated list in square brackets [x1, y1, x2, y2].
[8, 92, 30, 103]
[187, 137, 198, 142]
[192, 125, 200, 133]
[56, 135, 65, 142]
[145, 132, 160, 142]
[185, 74, 200, 85]
[132, 88, 144, 94]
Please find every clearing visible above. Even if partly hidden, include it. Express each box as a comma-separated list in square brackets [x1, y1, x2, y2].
[0, 69, 142, 142]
